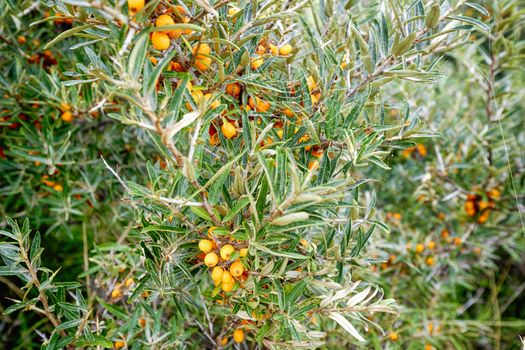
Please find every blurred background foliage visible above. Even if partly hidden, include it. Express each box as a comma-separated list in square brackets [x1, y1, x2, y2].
[0, 0, 524, 349]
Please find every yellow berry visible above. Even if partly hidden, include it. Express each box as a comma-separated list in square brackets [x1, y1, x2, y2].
[61, 111, 73, 122]
[199, 239, 214, 253]
[124, 278, 134, 287]
[221, 120, 237, 139]
[427, 241, 436, 250]
[233, 328, 245, 343]
[211, 266, 224, 281]
[229, 261, 245, 277]
[425, 256, 434, 266]
[251, 57, 264, 70]
[388, 332, 399, 341]
[156, 14, 175, 29]
[228, 7, 240, 17]
[269, 43, 279, 56]
[194, 57, 212, 71]
[151, 32, 170, 51]
[127, 0, 145, 12]
[222, 281, 234, 292]
[220, 244, 235, 260]
[53, 184, 63, 192]
[114, 340, 126, 349]
[239, 248, 248, 257]
[111, 288, 121, 299]
[221, 270, 234, 284]
[279, 44, 293, 56]
[204, 252, 219, 267]
[193, 43, 211, 59]
[415, 243, 425, 253]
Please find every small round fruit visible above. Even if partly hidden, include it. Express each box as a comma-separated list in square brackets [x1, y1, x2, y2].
[124, 278, 134, 287]
[111, 288, 121, 299]
[425, 256, 434, 266]
[151, 32, 171, 51]
[230, 261, 245, 277]
[211, 266, 224, 281]
[221, 270, 234, 284]
[279, 44, 293, 55]
[226, 83, 241, 97]
[308, 160, 319, 170]
[204, 252, 219, 267]
[114, 340, 126, 349]
[388, 332, 399, 341]
[251, 57, 264, 70]
[220, 244, 235, 260]
[61, 111, 73, 122]
[193, 43, 211, 59]
[269, 43, 279, 56]
[53, 184, 63, 192]
[138, 318, 146, 327]
[156, 14, 175, 27]
[233, 328, 245, 343]
[194, 57, 212, 71]
[239, 248, 248, 257]
[415, 243, 425, 253]
[221, 281, 234, 292]
[221, 120, 237, 139]
[199, 239, 214, 253]
[128, 0, 145, 12]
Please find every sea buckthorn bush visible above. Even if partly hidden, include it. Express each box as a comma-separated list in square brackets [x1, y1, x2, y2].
[0, 0, 523, 349]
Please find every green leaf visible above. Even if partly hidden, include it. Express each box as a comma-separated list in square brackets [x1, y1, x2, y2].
[43, 24, 93, 50]
[128, 31, 149, 81]
[222, 197, 250, 223]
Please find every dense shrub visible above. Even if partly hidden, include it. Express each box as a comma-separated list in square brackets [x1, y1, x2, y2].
[1, 0, 523, 349]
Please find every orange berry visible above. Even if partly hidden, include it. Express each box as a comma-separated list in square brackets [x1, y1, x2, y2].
[308, 159, 319, 170]
[221, 120, 237, 139]
[111, 288, 122, 299]
[453, 237, 462, 246]
[251, 57, 264, 70]
[248, 96, 271, 112]
[269, 43, 279, 56]
[204, 252, 219, 267]
[388, 332, 399, 341]
[17, 36, 26, 44]
[230, 261, 245, 277]
[233, 328, 245, 343]
[200, 236, 215, 251]
[61, 111, 73, 122]
[60, 102, 71, 111]
[279, 44, 293, 55]
[194, 57, 212, 71]
[53, 184, 63, 192]
[211, 266, 224, 281]
[151, 32, 170, 51]
[124, 278, 134, 287]
[222, 281, 234, 292]
[415, 243, 425, 253]
[156, 14, 175, 32]
[239, 248, 248, 257]
[226, 82, 241, 97]
[221, 270, 234, 284]
[127, 0, 145, 12]
[114, 340, 126, 349]
[425, 256, 434, 266]
[193, 43, 211, 59]
[220, 244, 235, 260]
[138, 318, 146, 328]
[427, 241, 436, 250]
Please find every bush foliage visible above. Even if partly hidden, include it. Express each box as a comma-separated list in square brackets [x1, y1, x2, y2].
[0, 0, 524, 349]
